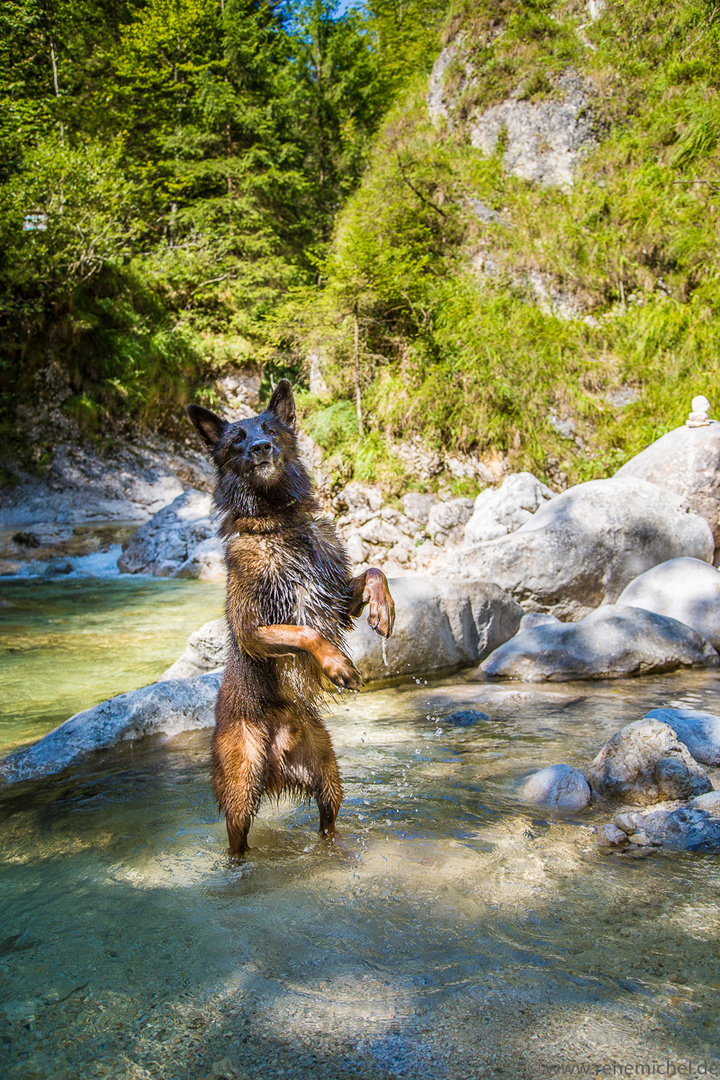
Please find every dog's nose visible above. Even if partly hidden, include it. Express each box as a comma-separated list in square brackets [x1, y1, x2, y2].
[249, 439, 272, 458]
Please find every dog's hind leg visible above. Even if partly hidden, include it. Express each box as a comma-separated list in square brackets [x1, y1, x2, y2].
[211, 725, 266, 857]
[285, 720, 343, 838]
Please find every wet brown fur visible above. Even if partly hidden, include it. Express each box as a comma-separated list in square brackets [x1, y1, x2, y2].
[187, 381, 394, 857]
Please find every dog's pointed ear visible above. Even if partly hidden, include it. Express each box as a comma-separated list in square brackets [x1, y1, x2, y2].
[267, 379, 296, 428]
[187, 404, 228, 451]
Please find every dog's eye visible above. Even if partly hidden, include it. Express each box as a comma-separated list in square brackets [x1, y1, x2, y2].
[261, 422, 273, 435]
[233, 430, 246, 444]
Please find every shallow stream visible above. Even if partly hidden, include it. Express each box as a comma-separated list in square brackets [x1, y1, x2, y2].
[1, 576, 720, 1079]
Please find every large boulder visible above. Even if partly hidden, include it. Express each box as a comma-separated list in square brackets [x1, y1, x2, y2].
[616, 557, 720, 649]
[117, 489, 224, 580]
[161, 576, 524, 685]
[444, 477, 714, 618]
[349, 576, 522, 682]
[587, 718, 713, 804]
[615, 421, 720, 552]
[464, 472, 554, 547]
[480, 605, 719, 682]
[644, 707, 720, 766]
[0, 673, 222, 785]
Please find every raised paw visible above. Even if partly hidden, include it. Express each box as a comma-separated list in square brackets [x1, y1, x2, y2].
[364, 569, 395, 638]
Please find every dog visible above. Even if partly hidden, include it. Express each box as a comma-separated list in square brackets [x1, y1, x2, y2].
[187, 380, 395, 856]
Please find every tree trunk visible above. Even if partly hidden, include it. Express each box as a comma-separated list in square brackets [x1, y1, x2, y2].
[353, 308, 363, 436]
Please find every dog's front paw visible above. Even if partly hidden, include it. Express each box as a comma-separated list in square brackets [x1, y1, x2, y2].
[318, 644, 363, 690]
[364, 569, 395, 638]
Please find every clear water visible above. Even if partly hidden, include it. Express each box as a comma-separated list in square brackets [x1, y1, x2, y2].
[1, 580, 720, 1080]
[0, 577, 224, 753]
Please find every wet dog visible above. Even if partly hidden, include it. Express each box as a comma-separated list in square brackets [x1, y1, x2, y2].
[187, 380, 395, 856]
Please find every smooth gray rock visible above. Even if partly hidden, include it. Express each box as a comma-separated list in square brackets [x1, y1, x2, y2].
[160, 619, 228, 680]
[481, 605, 718, 682]
[162, 576, 523, 685]
[588, 718, 713, 805]
[617, 557, 720, 649]
[616, 803, 720, 852]
[691, 790, 720, 816]
[348, 576, 523, 682]
[0, 673, 222, 785]
[644, 707, 720, 766]
[117, 489, 224, 580]
[615, 421, 720, 550]
[519, 764, 591, 811]
[518, 612, 561, 633]
[446, 477, 714, 618]
[465, 472, 554, 547]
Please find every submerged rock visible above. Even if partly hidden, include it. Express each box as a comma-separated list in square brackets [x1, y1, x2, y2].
[613, 801, 720, 853]
[445, 477, 713, 619]
[617, 557, 720, 649]
[595, 823, 628, 847]
[644, 707, 720, 766]
[588, 718, 713, 805]
[480, 605, 718, 682]
[117, 489, 224, 580]
[442, 709, 490, 727]
[615, 421, 720, 551]
[0, 673, 222, 785]
[519, 764, 591, 811]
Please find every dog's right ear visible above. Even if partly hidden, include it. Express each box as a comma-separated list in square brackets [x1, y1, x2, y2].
[187, 404, 228, 451]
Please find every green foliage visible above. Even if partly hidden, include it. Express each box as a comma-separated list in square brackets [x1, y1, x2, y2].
[275, 0, 720, 489]
[0, 0, 404, 439]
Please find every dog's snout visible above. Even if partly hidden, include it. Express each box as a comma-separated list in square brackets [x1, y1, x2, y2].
[249, 438, 272, 459]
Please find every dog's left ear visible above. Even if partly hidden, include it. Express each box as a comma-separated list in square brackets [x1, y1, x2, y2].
[267, 379, 296, 429]
[187, 404, 228, 451]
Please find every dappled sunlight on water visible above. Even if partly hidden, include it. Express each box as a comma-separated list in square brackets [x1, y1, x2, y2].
[1, 661, 720, 1078]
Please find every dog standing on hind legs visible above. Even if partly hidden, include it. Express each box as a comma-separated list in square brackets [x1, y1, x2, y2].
[187, 379, 395, 857]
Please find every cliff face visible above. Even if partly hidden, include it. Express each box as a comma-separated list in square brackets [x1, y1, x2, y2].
[296, 0, 720, 494]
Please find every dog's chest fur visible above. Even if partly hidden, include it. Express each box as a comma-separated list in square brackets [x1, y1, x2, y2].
[225, 516, 351, 646]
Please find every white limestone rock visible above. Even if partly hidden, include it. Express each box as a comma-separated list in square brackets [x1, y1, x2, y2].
[465, 472, 554, 548]
[445, 477, 714, 618]
[643, 707, 720, 766]
[349, 576, 522, 683]
[117, 489, 224, 580]
[160, 619, 228, 681]
[617, 557, 720, 649]
[480, 605, 719, 683]
[616, 803, 720, 852]
[614, 421, 720, 551]
[0, 673, 222, 785]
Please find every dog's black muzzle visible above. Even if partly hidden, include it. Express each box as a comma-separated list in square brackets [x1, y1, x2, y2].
[248, 438, 274, 466]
